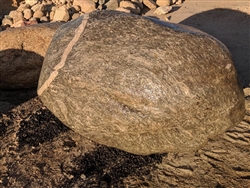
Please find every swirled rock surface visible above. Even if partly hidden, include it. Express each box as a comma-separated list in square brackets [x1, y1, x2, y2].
[38, 10, 245, 155]
[0, 22, 63, 89]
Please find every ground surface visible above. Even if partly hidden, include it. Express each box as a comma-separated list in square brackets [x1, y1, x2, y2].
[1, 0, 250, 187]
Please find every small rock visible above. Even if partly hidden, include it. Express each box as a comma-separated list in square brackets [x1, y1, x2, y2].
[142, 0, 157, 10]
[33, 10, 44, 19]
[73, 0, 96, 13]
[105, 0, 119, 10]
[23, 8, 33, 20]
[120, 1, 141, 14]
[71, 13, 80, 20]
[49, 11, 55, 20]
[1, 16, 13, 26]
[156, 0, 171, 7]
[25, 0, 38, 6]
[9, 10, 24, 24]
[17, 3, 30, 12]
[40, 16, 49, 22]
[53, 5, 70, 22]
[31, 3, 45, 12]
[154, 6, 172, 15]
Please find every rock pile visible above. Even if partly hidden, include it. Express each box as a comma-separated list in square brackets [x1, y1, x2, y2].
[0, 0, 183, 29]
[38, 10, 245, 155]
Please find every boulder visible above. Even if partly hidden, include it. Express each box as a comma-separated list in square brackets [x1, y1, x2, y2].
[38, 10, 245, 155]
[0, 22, 63, 89]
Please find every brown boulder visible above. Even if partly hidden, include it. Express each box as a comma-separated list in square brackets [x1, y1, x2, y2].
[38, 10, 245, 155]
[0, 22, 63, 89]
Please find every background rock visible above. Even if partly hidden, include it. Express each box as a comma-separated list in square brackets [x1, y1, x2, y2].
[52, 5, 70, 22]
[38, 10, 245, 155]
[0, 22, 63, 89]
[73, 0, 96, 13]
[156, 0, 171, 7]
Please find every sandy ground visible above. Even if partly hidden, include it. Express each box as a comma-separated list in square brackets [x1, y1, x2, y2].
[0, 1, 250, 187]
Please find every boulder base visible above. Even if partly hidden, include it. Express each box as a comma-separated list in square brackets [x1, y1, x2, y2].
[38, 10, 245, 155]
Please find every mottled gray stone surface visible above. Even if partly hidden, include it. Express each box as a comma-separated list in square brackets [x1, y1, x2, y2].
[38, 10, 245, 155]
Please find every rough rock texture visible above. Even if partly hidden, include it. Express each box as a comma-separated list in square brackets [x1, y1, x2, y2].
[73, 0, 96, 13]
[0, 22, 63, 89]
[38, 10, 245, 155]
[0, 88, 249, 187]
[156, 0, 171, 7]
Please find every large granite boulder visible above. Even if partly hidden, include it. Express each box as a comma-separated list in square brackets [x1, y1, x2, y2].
[0, 22, 63, 89]
[38, 10, 245, 155]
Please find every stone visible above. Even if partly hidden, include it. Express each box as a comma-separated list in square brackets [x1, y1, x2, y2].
[33, 10, 45, 18]
[156, 0, 170, 7]
[73, 0, 96, 13]
[119, 1, 141, 14]
[154, 6, 172, 15]
[71, 13, 80, 20]
[52, 5, 70, 22]
[17, 3, 30, 12]
[0, 22, 63, 89]
[1, 16, 13, 26]
[142, 0, 157, 9]
[40, 16, 49, 22]
[8, 10, 24, 24]
[25, 0, 39, 6]
[38, 10, 245, 155]
[105, 0, 119, 10]
[23, 8, 33, 20]
[49, 10, 55, 20]
[31, 3, 45, 12]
